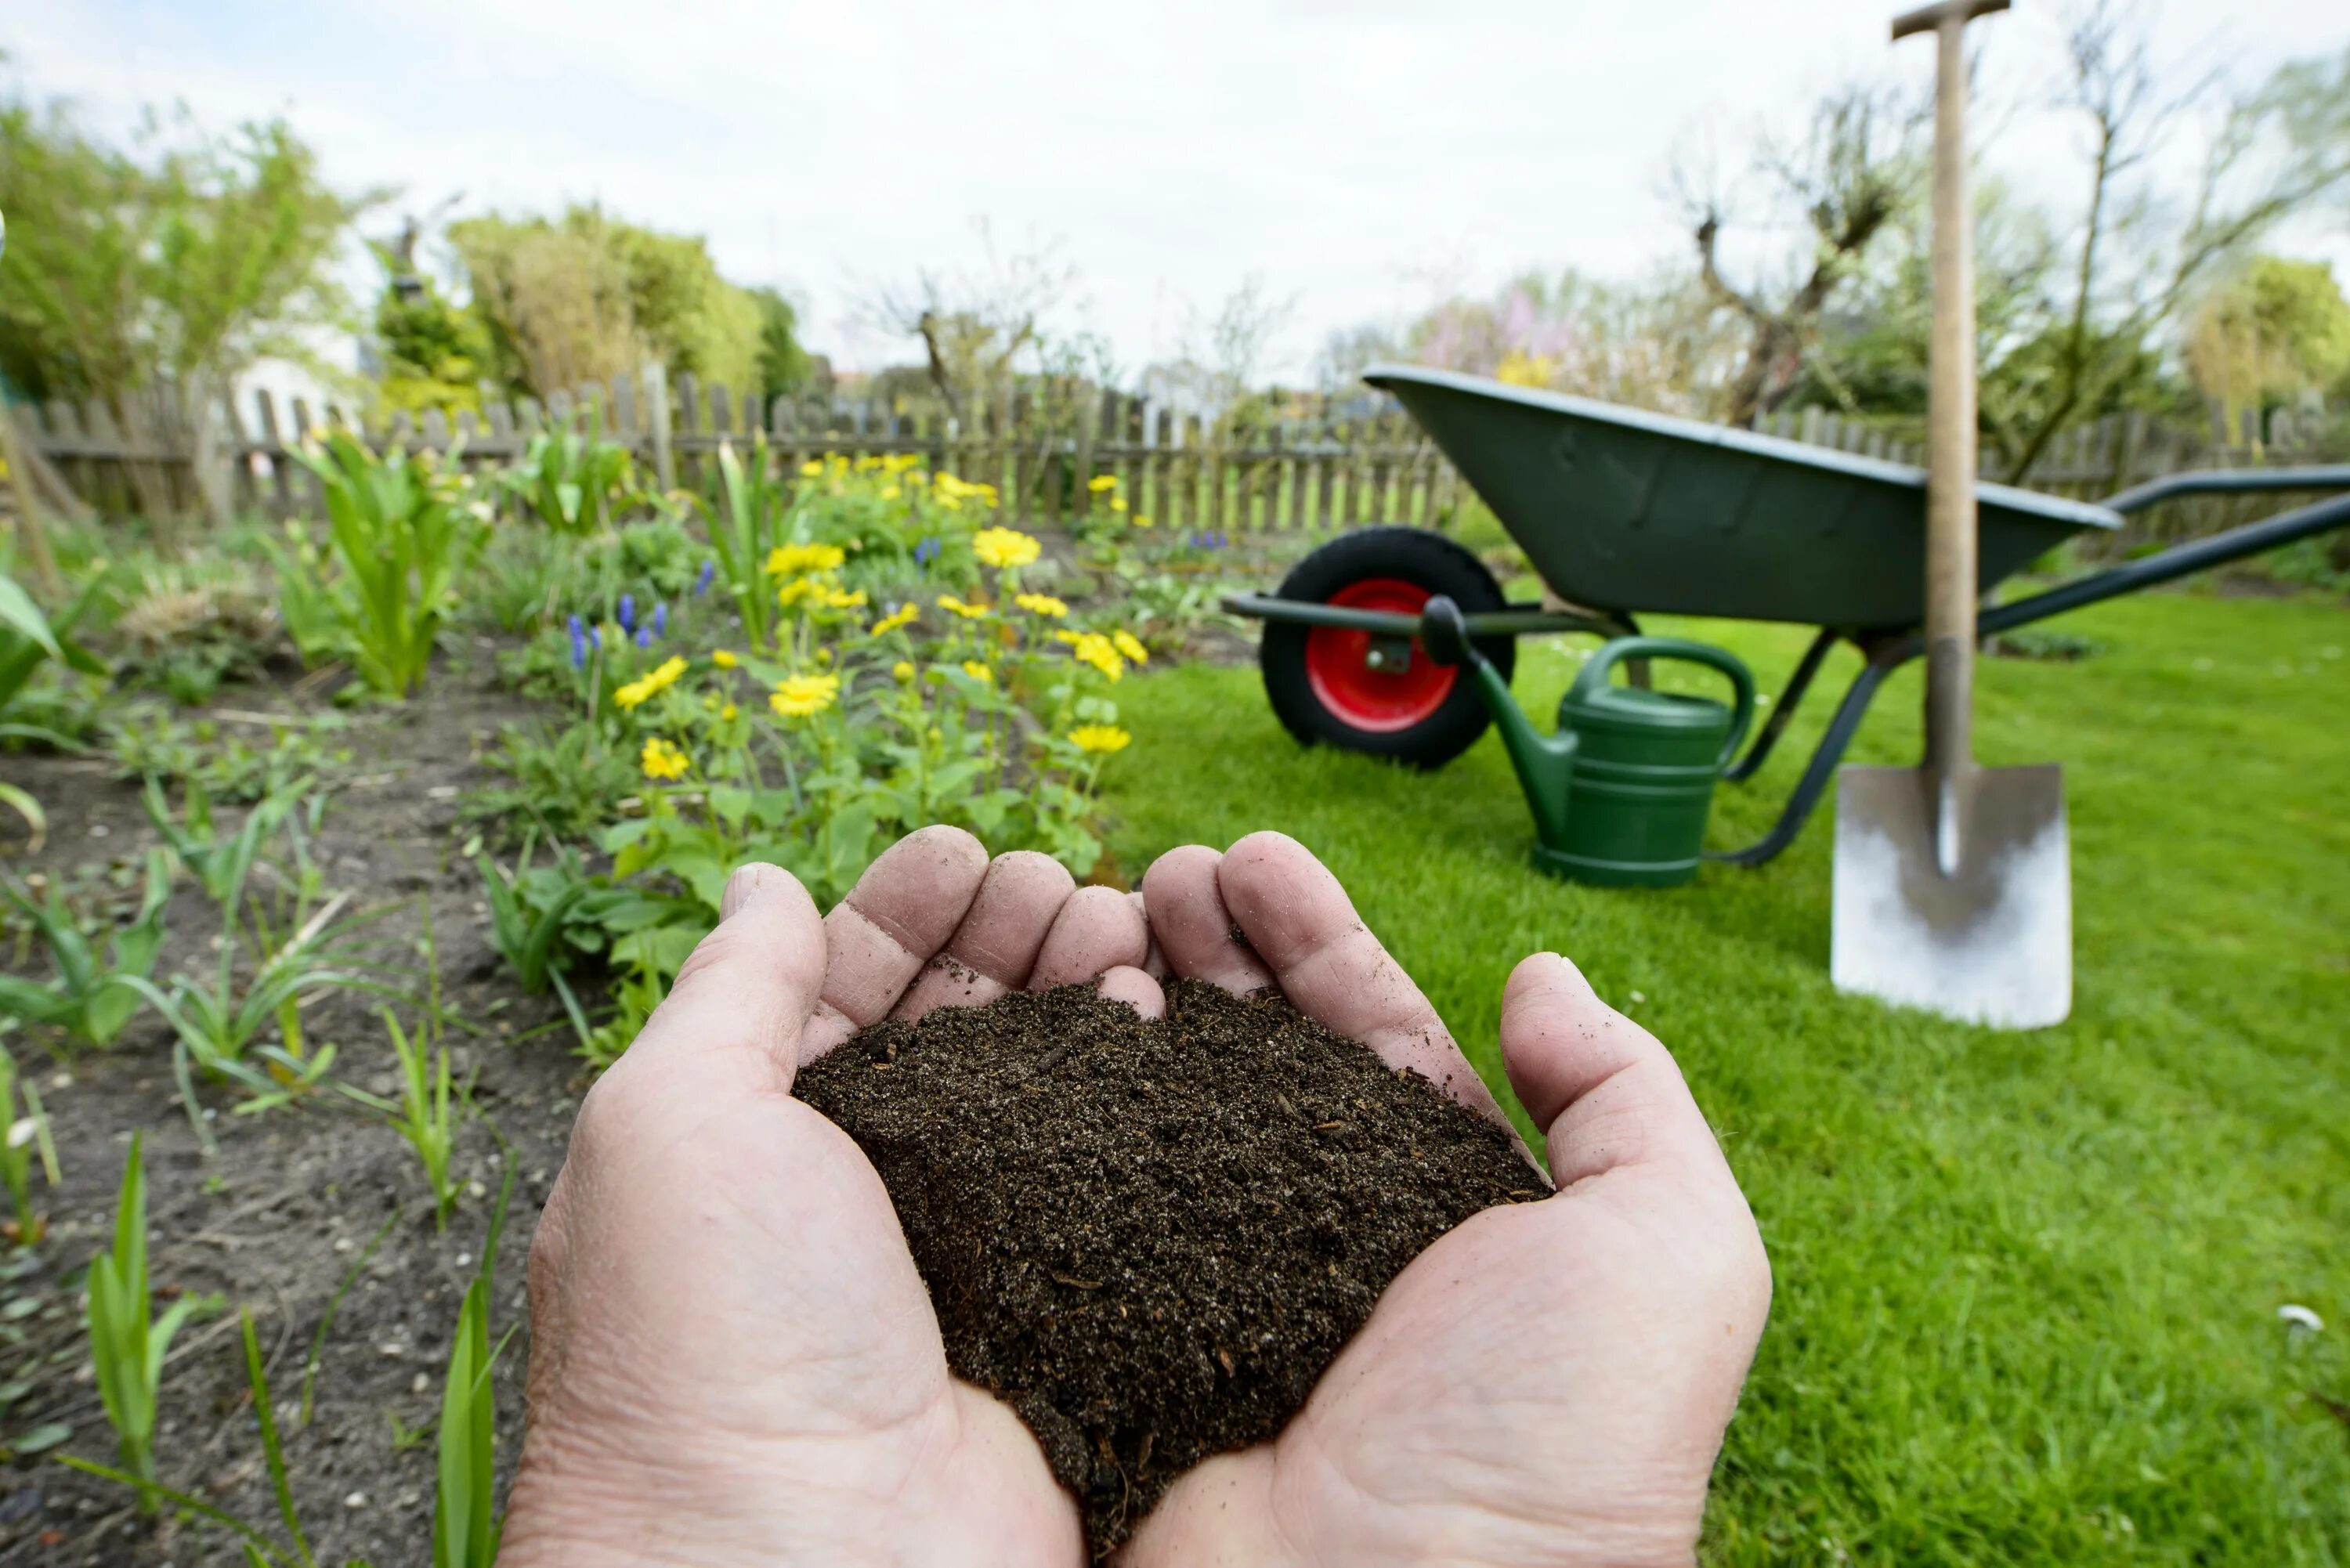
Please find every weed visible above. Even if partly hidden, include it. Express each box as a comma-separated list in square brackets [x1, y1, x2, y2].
[500, 408, 638, 536]
[0, 850, 172, 1048]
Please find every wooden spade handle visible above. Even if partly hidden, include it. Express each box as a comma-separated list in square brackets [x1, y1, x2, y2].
[1891, 0, 2008, 41]
[1898, 0, 2007, 782]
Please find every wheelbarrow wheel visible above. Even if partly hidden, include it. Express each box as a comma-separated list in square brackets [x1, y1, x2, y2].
[1262, 525, 1515, 769]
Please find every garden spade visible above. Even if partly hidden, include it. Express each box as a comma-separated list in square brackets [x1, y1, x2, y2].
[1832, 0, 2071, 1029]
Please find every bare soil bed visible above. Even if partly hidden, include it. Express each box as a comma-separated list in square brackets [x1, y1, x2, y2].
[0, 644, 578, 1566]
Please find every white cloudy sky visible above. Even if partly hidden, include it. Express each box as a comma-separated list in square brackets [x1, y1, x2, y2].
[9, 0, 2349, 381]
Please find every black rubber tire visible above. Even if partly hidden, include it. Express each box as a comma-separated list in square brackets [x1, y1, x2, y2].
[1260, 525, 1516, 770]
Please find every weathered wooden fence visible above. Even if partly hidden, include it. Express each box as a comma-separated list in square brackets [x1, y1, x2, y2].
[18, 372, 1470, 537]
[19, 370, 2344, 540]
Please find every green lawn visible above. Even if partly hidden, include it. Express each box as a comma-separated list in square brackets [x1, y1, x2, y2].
[1100, 585, 2350, 1564]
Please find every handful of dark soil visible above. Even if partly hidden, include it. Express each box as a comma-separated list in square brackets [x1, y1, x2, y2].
[795, 978, 1538, 1554]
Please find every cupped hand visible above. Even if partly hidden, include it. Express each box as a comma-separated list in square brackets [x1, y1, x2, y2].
[1121, 833, 1771, 1568]
[501, 827, 1162, 1568]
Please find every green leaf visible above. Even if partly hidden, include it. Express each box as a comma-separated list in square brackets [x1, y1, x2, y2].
[10, 1420, 70, 1454]
[0, 576, 61, 660]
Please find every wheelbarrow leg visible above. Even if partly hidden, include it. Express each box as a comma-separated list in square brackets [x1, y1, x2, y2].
[1708, 646, 1897, 868]
[1724, 627, 1838, 784]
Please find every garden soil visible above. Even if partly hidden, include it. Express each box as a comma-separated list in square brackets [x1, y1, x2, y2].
[796, 979, 1539, 1555]
[0, 646, 574, 1566]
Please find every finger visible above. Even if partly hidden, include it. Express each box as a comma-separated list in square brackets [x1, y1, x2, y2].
[1501, 951, 1734, 1188]
[802, 826, 989, 1060]
[1139, 844, 1275, 994]
[1096, 964, 1166, 1020]
[1126, 891, 1169, 981]
[1215, 831, 1506, 1124]
[893, 851, 1076, 1021]
[607, 862, 826, 1105]
[1028, 884, 1150, 988]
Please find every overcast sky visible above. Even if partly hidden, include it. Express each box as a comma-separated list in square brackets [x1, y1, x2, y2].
[9, 1, 2350, 382]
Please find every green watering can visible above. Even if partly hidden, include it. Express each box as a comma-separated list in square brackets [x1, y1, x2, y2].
[1422, 598, 1755, 887]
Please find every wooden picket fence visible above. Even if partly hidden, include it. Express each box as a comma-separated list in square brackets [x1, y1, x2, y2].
[18, 371, 1470, 537]
[18, 369, 2344, 542]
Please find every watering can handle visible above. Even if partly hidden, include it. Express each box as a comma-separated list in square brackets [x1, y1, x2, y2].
[1571, 637, 1759, 772]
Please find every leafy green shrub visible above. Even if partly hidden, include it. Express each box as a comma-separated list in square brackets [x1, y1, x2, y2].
[273, 430, 491, 697]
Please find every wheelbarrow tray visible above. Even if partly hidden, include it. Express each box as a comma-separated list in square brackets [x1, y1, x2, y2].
[1366, 365, 2119, 630]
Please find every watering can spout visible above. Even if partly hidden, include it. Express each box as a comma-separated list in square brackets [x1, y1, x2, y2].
[1420, 598, 1578, 847]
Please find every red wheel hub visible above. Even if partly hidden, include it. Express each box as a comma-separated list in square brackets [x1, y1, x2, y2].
[1303, 578, 1459, 733]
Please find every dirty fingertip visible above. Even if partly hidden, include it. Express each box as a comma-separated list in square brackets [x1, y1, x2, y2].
[1097, 965, 1166, 1020]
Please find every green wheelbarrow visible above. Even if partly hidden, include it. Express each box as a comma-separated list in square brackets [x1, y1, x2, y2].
[1227, 364, 2350, 869]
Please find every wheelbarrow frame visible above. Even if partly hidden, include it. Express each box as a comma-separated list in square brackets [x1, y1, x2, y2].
[1227, 470, 2350, 867]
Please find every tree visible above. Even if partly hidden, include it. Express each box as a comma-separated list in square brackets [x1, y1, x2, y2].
[1679, 83, 1925, 427]
[860, 221, 1079, 418]
[748, 287, 811, 405]
[0, 96, 367, 523]
[2186, 255, 2350, 425]
[448, 207, 759, 399]
[1972, 13, 2350, 480]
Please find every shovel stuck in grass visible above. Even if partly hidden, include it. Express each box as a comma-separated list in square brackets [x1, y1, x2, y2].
[1831, 0, 2072, 1030]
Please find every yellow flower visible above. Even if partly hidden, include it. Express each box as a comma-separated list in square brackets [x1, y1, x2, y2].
[798, 460, 825, 477]
[816, 585, 867, 610]
[720, 703, 739, 721]
[881, 485, 902, 500]
[961, 659, 993, 683]
[769, 672, 841, 717]
[777, 578, 819, 609]
[1109, 497, 1127, 512]
[1133, 513, 1153, 529]
[1087, 474, 1119, 492]
[1014, 592, 1069, 618]
[711, 649, 739, 669]
[1055, 630, 1126, 682]
[1068, 724, 1132, 754]
[613, 655, 689, 710]
[972, 527, 1042, 569]
[1112, 630, 1150, 665]
[935, 594, 991, 620]
[870, 604, 920, 635]
[892, 660, 916, 684]
[765, 542, 847, 577]
[640, 736, 691, 780]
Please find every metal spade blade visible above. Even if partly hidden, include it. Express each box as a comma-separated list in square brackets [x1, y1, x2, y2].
[1832, 763, 2070, 1028]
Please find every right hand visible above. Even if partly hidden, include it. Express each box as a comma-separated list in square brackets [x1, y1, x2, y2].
[1119, 833, 1771, 1567]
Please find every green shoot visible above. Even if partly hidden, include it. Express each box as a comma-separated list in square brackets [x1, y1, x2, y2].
[432, 1277, 499, 1568]
[83, 1134, 220, 1512]
[0, 1045, 60, 1246]
[385, 1008, 461, 1228]
[434, 1162, 515, 1568]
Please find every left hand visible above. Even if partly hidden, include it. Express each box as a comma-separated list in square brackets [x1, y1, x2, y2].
[501, 828, 1163, 1568]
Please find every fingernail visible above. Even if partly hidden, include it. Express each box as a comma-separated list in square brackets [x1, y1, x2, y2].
[720, 864, 769, 921]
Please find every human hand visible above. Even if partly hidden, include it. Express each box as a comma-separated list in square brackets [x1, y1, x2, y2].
[1120, 833, 1770, 1568]
[501, 827, 1162, 1568]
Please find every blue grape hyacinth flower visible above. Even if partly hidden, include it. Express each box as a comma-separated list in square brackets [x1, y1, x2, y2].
[695, 558, 716, 595]
[567, 614, 590, 669]
[914, 536, 942, 566]
[617, 594, 637, 632]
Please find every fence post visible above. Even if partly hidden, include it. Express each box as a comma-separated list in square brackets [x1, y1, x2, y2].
[643, 362, 675, 491]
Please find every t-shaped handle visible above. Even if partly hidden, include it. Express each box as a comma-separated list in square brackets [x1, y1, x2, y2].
[1891, 0, 2007, 40]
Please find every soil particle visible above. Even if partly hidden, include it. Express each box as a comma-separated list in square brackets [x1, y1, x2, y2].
[795, 978, 1536, 1555]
